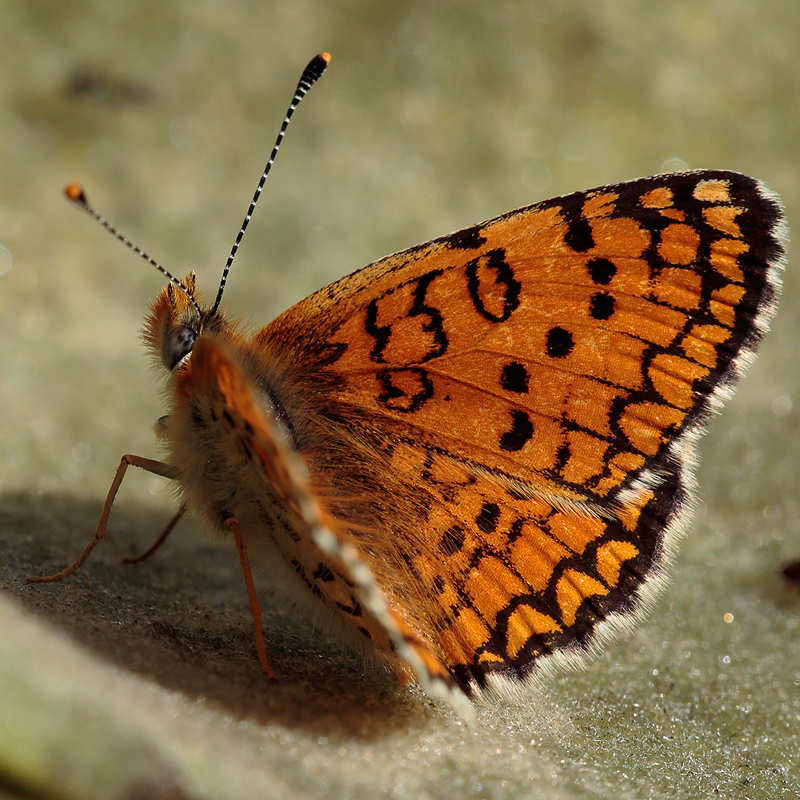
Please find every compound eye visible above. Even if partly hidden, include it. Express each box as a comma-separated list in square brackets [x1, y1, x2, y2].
[162, 325, 196, 370]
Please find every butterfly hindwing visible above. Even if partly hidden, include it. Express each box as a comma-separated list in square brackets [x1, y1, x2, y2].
[176, 335, 472, 712]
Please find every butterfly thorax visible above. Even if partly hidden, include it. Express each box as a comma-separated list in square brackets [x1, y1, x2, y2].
[144, 277, 301, 570]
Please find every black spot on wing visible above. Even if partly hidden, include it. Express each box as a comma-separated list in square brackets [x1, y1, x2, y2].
[587, 257, 617, 285]
[439, 525, 466, 555]
[476, 502, 501, 533]
[499, 410, 534, 452]
[466, 249, 521, 323]
[565, 218, 594, 252]
[589, 292, 615, 320]
[546, 327, 574, 358]
[444, 224, 488, 250]
[500, 361, 530, 393]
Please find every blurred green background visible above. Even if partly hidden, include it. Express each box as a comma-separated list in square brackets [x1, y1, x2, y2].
[1, 2, 799, 798]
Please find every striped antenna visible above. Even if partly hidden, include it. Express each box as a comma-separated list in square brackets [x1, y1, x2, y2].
[64, 183, 203, 319]
[209, 51, 331, 316]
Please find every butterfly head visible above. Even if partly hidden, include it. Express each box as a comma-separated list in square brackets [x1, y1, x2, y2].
[142, 272, 229, 372]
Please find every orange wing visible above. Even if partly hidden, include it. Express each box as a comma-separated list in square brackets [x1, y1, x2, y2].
[252, 171, 784, 694]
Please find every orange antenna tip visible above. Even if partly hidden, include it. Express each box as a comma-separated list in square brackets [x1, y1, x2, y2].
[65, 183, 85, 203]
[299, 52, 330, 87]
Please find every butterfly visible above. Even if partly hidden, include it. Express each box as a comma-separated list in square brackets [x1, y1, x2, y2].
[30, 53, 786, 718]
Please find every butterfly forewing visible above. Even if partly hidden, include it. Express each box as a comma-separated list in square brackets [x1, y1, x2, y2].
[257, 170, 784, 693]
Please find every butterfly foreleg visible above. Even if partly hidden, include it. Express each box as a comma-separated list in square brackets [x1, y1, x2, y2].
[28, 454, 178, 584]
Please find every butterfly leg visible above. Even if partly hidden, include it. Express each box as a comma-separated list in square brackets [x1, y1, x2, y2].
[28, 454, 178, 584]
[122, 503, 187, 565]
[224, 516, 276, 680]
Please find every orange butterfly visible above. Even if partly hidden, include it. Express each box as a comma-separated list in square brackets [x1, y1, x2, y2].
[31, 53, 786, 717]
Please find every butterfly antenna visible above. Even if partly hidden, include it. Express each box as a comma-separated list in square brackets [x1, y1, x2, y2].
[63, 183, 203, 318]
[209, 52, 331, 317]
